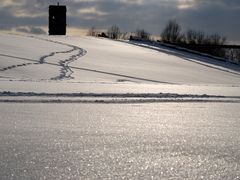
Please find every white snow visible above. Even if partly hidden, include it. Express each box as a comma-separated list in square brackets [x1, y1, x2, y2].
[0, 33, 240, 100]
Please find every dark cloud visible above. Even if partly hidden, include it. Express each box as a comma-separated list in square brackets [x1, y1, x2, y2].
[0, 0, 239, 42]
[179, 0, 240, 41]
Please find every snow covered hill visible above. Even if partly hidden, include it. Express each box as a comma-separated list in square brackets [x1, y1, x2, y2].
[0, 33, 240, 101]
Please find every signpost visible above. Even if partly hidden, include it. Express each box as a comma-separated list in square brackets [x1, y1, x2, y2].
[49, 3, 67, 35]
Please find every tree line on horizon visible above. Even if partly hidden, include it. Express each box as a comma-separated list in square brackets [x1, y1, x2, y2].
[87, 20, 240, 63]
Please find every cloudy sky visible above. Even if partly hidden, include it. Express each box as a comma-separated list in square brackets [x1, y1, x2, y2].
[0, 0, 239, 42]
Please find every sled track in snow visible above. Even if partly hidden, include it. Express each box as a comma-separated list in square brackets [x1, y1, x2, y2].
[0, 91, 240, 104]
[0, 35, 87, 80]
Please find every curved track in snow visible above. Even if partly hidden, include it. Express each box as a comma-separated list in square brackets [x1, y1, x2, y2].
[0, 35, 87, 81]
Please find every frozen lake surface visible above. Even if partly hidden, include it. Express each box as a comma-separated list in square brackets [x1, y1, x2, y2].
[0, 103, 240, 179]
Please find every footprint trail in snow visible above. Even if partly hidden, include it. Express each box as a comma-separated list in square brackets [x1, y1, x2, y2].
[0, 35, 87, 81]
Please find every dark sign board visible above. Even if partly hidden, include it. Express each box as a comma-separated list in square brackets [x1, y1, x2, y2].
[49, 5, 67, 35]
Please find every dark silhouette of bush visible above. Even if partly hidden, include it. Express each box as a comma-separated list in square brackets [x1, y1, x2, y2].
[186, 30, 205, 44]
[98, 32, 109, 38]
[161, 20, 228, 59]
[227, 49, 240, 64]
[107, 25, 121, 39]
[135, 29, 150, 40]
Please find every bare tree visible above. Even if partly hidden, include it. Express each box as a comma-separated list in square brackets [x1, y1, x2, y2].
[161, 20, 229, 59]
[227, 49, 240, 64]
[161, 19, 182, 43]
[87, 27, 98, 37]
[235, 50, 240, 64]
[107, 25, 121, 39]
[135, 29, 150, 40]
[196, 31, 205, 44]
[186, 29, 205, 44]
[186, 29, 197, 44]
[206, 34, 226, 45]
[120, 32, 129, 40]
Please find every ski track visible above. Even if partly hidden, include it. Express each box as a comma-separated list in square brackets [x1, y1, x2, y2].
[0, 35, 87, 81]
[0, 91, 240, 104]
[0, 98, 239, 104]
[0, 91, 227, 98]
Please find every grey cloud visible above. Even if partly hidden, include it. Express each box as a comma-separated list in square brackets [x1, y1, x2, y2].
[0, 0, 239, 42]
[179, 0, 240, 40]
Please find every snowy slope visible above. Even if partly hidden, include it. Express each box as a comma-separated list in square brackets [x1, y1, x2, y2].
[0, 33, 240, 100]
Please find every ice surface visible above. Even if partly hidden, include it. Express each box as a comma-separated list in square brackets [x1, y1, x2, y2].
[0, 103, 240, 179]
